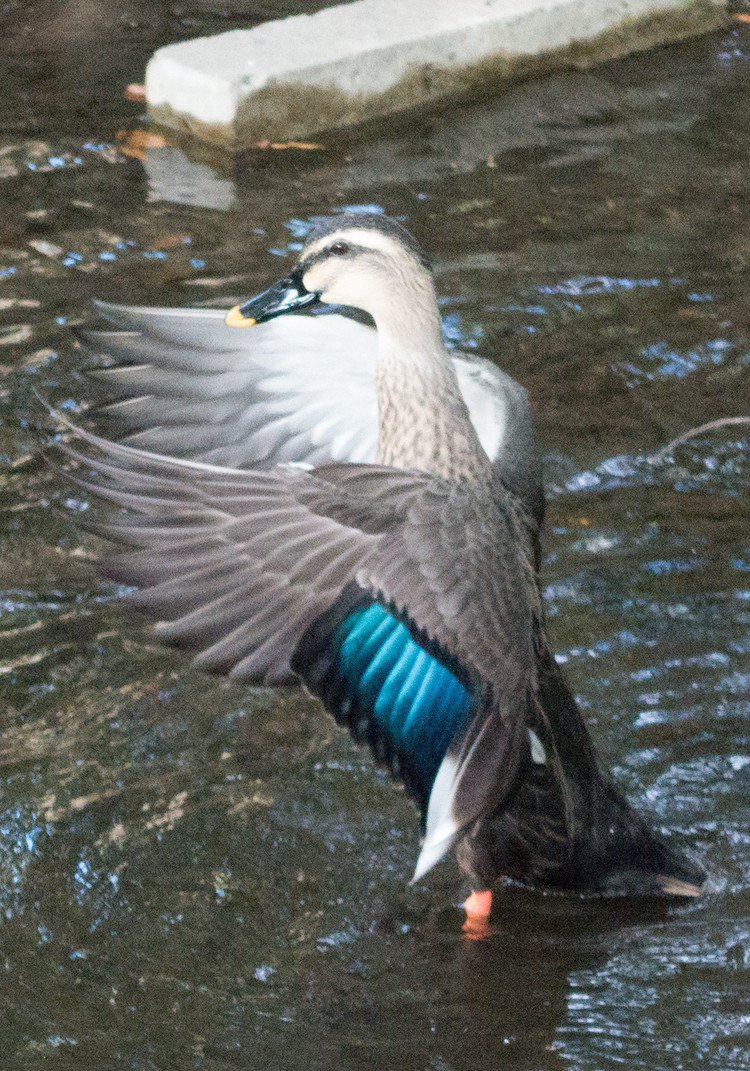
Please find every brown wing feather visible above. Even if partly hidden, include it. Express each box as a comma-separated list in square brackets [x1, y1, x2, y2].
[53, 418, 550, 874]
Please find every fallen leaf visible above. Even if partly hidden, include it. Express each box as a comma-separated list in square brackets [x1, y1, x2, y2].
[116, 129, 169, 161]
[148, 232, 192, 251]
[124, 83, 147, 103]
[734, 13, 750, 23]
[251, 139, 324, 150]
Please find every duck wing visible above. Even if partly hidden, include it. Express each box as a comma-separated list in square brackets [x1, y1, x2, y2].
[81, 302, 543, 522]
[55, 423, 542, 880]
[348, 474, 541, 880]
[82, 302, 378, 469]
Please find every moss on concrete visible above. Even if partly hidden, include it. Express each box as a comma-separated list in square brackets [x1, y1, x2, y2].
[148, 0, 728, 151]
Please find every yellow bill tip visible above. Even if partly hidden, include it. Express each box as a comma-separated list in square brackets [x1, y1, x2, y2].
[225, 305, 256, 328]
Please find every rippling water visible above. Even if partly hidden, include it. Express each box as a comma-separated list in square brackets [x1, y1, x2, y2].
[1, 5, 749, 1069]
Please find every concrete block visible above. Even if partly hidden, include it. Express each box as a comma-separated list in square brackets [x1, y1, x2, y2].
[145, 0, 728, 150]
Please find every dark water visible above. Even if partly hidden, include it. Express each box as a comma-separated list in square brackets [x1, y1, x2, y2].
[2, 4, 750, 1068]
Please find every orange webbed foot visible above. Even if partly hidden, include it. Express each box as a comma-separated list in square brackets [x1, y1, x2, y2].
[462, 889, 493, 939]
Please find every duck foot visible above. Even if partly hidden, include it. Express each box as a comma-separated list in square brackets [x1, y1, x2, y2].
[462, 889, 493, 939]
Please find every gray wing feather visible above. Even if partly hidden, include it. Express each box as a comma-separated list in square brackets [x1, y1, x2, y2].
[453, 356, 544, 522]
[350, 477, 539, 876]
[84, 302, 543, 518]
[56, 419, 542, 874]
[57, 425, 389, 686]
[86, 303, 378, 469]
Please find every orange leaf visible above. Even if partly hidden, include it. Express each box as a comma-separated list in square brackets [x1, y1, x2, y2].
[117, 129, 169, 160]
[276, 140, 324, 150]
[734, 12, 750, 22]
[148, 233, 192, 251]
[251, 139, 324, 151]
[124, 83, 147, 103]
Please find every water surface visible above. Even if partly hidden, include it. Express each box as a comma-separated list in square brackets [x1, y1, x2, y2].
[1, 6, 749, 1069]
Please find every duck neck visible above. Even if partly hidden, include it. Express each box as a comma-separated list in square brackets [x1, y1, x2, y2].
[372, 290, 492, 482]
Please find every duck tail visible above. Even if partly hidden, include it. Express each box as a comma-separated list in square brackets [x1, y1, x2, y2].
[535, 644, 706, 898]
[583, 774, 706, 898]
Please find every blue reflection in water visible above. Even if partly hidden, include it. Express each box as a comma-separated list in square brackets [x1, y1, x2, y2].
[642, 558, 704, 576]
[0, 807, 46, 919]
[621, 338, 736, 383]
[284, 205, 386, 244]
[441, 311, 484, 349]
[538, 275, 661, 296]
[73, 856, 97, 904]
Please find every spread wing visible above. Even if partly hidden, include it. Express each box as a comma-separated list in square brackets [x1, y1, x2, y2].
[82, 302, 378, 469]
[54, 420, 541, 878]
[354, 479, 540, 878]
[81, 301, 544, 521]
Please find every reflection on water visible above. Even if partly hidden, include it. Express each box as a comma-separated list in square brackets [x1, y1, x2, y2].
[1, 4, 750, 1069]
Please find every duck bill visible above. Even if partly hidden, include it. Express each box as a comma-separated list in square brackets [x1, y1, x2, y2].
[225, 270, 320, 328]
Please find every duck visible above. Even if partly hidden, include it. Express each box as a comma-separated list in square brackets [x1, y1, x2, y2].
[59, 212, 706, 921]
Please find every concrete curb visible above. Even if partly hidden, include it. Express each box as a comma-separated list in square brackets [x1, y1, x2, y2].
[145, 0, 728, 150]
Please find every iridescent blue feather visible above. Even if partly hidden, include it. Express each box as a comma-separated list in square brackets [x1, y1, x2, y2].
[299, 599, 474, 809]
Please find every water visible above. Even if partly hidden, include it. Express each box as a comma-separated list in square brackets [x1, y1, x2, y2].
[1, 5, 750, 1068]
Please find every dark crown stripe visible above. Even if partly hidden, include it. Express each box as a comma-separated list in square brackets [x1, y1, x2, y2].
[298, 242, 387, 273]
[302, 212, 432, 271]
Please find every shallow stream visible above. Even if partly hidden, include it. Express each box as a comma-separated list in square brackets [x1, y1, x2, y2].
[1, 5, 749, 1069]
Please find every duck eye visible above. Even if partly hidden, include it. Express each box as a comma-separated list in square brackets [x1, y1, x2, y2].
[329, 240, 350, 256]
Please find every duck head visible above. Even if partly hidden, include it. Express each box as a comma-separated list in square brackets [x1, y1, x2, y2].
[225, 213, 439, 341]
